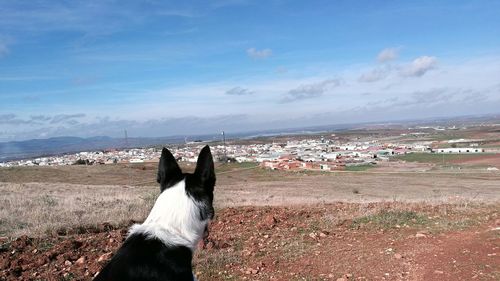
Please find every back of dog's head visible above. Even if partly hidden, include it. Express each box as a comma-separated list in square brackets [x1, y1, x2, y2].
[156, 145, 216, 221]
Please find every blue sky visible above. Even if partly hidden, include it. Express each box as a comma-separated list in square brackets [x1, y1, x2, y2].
[0, 0, 499, 141]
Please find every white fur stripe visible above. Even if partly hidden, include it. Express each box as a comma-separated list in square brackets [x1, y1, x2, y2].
[128, 179, 208, 251]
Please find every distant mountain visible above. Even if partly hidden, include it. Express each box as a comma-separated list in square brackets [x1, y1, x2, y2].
[0, 136, 188, 162]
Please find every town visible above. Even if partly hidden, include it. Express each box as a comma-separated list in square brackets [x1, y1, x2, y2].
[1, 132, 491, 172]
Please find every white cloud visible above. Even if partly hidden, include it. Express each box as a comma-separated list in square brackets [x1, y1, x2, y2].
[377, 48, 399, 63]
[282, 79, 342, 102]
[358, 67, 389, 83]
[225, 87, 254, 95]
[247, 47, 272, 59]
[401, 56, 437, 77]
[0, 42, 9, 58]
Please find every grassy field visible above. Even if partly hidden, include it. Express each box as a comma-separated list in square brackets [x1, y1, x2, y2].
[394, 152, 494, 164]
[344, 164, 375, 171]
[1, 163, 499, 237]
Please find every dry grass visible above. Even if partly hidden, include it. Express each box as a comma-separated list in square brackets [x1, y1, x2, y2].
[0, 163, 499, 237]
[0, 182, 158, 237]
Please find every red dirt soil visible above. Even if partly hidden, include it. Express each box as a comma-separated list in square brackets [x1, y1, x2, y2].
[450, 154, 500, 168]
[1, 205, 499, 281]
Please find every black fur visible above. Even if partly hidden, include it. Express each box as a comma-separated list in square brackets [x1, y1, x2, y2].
[157, 147, 184, 192]
[186, 146, 215, 220]
[93, 233, 195, 281]
[94, 145, 215, 281]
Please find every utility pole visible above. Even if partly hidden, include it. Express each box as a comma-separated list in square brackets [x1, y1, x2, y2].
[124, 129, 131, 187]
[124, 129, 129, 148]
[222, 131, 227, 163]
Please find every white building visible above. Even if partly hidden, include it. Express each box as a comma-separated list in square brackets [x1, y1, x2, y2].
[433, 148, 485, 154]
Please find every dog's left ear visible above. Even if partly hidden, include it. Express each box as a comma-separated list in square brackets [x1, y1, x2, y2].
[194, 145, 216, 188]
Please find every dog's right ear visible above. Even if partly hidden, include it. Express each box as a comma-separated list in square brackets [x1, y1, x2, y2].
[157, 147, 183, 192]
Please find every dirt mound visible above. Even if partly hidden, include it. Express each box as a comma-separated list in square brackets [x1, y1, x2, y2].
[0, 223, 127, 280]
[1, 204, 498, 280]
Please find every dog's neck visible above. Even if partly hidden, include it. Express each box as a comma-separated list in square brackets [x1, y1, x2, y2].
[129, 179, 208, 251]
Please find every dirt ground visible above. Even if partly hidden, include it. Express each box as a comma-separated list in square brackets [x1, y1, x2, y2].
[0, 165, 499, 280]
[449, 154, 500, 168]
[0, 204, 498, 281]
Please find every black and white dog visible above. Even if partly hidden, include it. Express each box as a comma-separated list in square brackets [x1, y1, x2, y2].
[94, 146, 215, 281]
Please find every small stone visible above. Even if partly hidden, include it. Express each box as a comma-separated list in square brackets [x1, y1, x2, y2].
[415, 233, 427, 238]
[206, 241, 214, 250]
[64, 260, 72, 266]
[336, 278, 346, 281]
[263, 215, 277, 228]
[394, 253, 403, 259]
[97, 252, 113, 262]
[434, 270, 444, 274]
[75, 256, 85, 264]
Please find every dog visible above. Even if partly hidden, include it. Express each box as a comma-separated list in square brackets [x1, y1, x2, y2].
[94, 145, 216, 281]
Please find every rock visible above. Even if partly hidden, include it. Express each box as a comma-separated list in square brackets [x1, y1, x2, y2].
[336, 278, 346, 281]
[264, 215, 277, 227]
[205, 241, 215, 250]
[0, 257, 9, 270]
[394, 253, 403, 259]
[64, 260, 72, 266]
[434, 270, 444, 274]
[415, 233, 427, 238]
[245, 267, 259, 275]
[75, 256, 85, 264]
[97, 252, 113, 262]
[309, 232, 317, 239]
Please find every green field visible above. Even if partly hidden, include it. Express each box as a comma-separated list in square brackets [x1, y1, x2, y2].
[214, 161, 259, 173]
[345, 164, 375, 171]
[394, 153, 491, 164]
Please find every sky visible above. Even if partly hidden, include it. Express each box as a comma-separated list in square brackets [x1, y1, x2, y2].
[0, 0, 499, 141]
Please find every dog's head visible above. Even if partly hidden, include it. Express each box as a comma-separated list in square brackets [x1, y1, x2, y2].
[156, 145, 216, 232]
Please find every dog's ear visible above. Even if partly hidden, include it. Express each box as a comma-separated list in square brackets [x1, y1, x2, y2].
[194, 145, 216, 188]
[157, 147, 183, 191]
